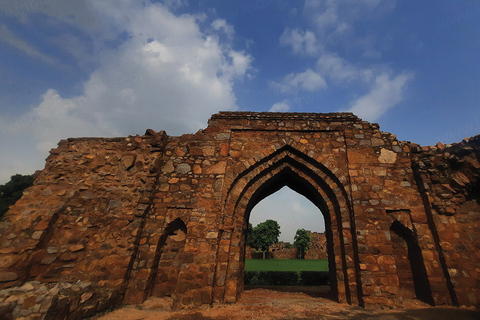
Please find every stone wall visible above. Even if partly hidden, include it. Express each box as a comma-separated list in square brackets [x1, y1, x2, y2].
[305, 232, 328, 260]
[269, 242, 297, 259]
[0, 281, 120, 319]
[0, 112, 478, 318]
[410, 136, 480, 306]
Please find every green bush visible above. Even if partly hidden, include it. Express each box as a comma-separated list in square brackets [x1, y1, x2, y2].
[0, 174, 34, 220]
[259, 271, 298, 286]
[244, 271, 259, 284]
[299, 271, 329, 286]
[244, 270, 330, 286]
[244, 271, 298, 286]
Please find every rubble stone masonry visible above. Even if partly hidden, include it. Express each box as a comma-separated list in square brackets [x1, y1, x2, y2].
[0, 112, 478, 318]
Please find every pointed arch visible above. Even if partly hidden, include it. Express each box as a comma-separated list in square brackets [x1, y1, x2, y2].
[214, 146, 363, 305]
[145, 218, 188, 300]
[390, 220, 434, 305]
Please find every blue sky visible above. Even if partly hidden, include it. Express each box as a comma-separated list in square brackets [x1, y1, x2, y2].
[1, 1, 479, 241]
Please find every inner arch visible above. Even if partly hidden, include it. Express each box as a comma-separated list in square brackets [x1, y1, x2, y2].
[239, 167, 338, 299]
[219, 147, 360, 305]
[244, 166, 330, 218]
[250, 186, 325, 243]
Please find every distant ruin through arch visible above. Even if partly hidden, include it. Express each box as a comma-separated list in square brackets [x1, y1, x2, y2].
[1, 112, 479, 318]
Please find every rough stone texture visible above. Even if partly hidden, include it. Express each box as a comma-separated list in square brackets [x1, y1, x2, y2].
[0, 112, 478, 318]
[269, 242, 297, 259]
[0, 281, 120, 320]
[257, 232, 328, 260]
[305, 232, 328, 260]
[409, 136, 480, 307]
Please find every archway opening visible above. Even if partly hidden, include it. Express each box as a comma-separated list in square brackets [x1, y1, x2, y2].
[145, 218, 187, 300]
[390, 221, 435, 305]
[240, 167, 337, 298]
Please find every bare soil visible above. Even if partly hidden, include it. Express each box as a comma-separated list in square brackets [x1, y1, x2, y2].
[95, 286, 480, 320]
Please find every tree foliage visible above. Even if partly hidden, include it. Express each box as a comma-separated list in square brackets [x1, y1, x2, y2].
[248, 219, 281, 258]
[0, 174, 34, 220]
[294, 228, 311, 259]
[246, 222, 254, 247]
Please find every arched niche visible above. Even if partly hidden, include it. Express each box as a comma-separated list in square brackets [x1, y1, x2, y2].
[145, 218, 188, 300]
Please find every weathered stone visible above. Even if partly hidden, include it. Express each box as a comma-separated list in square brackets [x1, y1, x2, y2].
[47, 247, 58, 254]
[203, 146, 215, 156]
[121, 154, 136, 170]
[108, 200, 121, 208]
[41, 255, 56, 265]
[69, 244, 85, 252]
[60, 253, 77, 262]
[0, 272, 18, 282]
[162, 161, 175, 173]
[372, 138, 385, 147]
[205, 161, 226, 174]
[0, 112, 479, 317]
[174, 147, 186, 157]
[34, 221, 49, 231]
[452, 172, 469, 187]
[378, 148, 397, 164]
[32, 231, 43, 240]
[80, 292, 93, 303]
[0, 256, 19, 269]
[176, 163, 191, 174]
[347, 151, 366, 163]
[145, 129, 157, 136]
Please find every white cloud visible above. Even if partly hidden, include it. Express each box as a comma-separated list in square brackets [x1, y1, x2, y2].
[302, 0, 396, 57]
[272, 0, 406, 118]
[348, 72, 414, 121]
[0, 1, 252, 183]
[314, 53, 414, 121]
[0, 24, 56, 64]
[270, 69, 326, 93]
[304, 0, 396, 36]
[211, 19, 235, 39]
[305, 0, 341, 32]
[269, 100, 290, 112]
[280, 28, 320, 56]
[0, 0, 99, 33]
[316, 53, 373, 83]
[225, 50, 253, 79]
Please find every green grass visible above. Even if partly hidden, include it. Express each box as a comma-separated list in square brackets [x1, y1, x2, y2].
[245, 259, 328, 272]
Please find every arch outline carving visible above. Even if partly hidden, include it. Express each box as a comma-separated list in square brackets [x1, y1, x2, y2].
[214, 145, 363, 305]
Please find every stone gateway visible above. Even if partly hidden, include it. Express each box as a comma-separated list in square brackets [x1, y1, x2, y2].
[0, 112, 479, 318]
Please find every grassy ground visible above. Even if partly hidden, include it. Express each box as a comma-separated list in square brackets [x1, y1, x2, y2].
[245, 259, 328, 272]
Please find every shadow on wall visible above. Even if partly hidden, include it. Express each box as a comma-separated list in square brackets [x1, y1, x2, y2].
[390, 220, 434, 305]
[145, 218, 187, 301]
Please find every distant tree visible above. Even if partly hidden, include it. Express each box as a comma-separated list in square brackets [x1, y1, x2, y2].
[0, 174, 34, 220]
[283, 242, 294, 249]
[246, 222, 254, 247]
[249, 219, 281, 259]
[294, 228, 311, 259]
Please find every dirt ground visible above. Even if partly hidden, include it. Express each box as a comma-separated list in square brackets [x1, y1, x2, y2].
[95, 286, 480, 320]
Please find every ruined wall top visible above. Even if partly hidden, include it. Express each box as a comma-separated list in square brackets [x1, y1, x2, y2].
[210, 111, 360, 121]
[207, 111, 370, 132]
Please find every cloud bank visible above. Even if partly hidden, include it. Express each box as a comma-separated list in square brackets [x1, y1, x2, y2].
[276, 0, 412, 122]
[0, 1, 252, 183]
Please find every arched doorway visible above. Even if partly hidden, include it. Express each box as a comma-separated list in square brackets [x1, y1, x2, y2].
[244, 176, 332, 292]
[248, 185, 326, 258]
[145, 218, 188, 301]
[390, 220, 434, 305]
[214, 146, 363, 306]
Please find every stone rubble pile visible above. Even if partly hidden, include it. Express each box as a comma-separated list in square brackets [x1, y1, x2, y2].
[0, 281, 119, 320]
